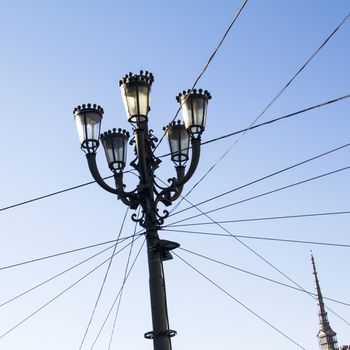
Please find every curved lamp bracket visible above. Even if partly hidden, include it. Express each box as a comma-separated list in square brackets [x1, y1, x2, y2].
[154, 168, 184, 208]
[86, 154, 140, 209]
[114, 173, 140, 209]
[174, 138, 200, 187]
[86, 153, 118, 195]
[154, 137, 200, 208]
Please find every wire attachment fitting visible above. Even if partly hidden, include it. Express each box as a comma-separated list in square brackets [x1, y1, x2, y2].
[144, 329, 177, 339]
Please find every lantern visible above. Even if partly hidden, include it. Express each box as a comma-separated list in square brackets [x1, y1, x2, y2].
[100, 128, 129, 172]
[165, 121, 190, 166]
[176, 89, 211, 137]
[119, 71, 153, 124]
[73, 104, 103, 154]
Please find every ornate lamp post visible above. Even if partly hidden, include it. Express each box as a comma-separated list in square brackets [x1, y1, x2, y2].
[73, 70, 211, 350]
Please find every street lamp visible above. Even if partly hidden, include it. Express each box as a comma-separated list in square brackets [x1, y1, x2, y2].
[73, 70, 211, 350]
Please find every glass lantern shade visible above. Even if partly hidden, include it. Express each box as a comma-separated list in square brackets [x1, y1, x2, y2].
[119, 71, 154, 124]
[101, 129, 130, 172]
[176, 89, 211, 137]
[73, 104, 103, 154]
[165, 122, 190, 166]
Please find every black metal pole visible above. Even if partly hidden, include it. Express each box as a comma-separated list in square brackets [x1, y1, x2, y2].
[145, 224, 172, 350]
[135, 124, 173, 350]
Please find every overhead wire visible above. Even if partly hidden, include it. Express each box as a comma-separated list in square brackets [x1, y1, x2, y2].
[89, 238, 146, 349]
[0, 169, 139, 213]
[166, 164, 350, 226]
[78, 207, 129, 350]
[0, 235, 142, 272]
[168, 141, 350, 218]
[162, 228, 350, 249]
[246, 9, 350, 126]
[178, 247, 350, 308]
[173, 251, 307, 350]
[0, 235, 142, 341]
[153, 0, 249, 152]
[0, 242, 119, 308]
[201, 95, 350, 148]
[177, 245, 350, 323]
[167, 210, 350, 227]
[107, 209, 140, 350]
[168, 10, 350, 215]
[0, 175, 107, 212]
[156, 176, 350, 326]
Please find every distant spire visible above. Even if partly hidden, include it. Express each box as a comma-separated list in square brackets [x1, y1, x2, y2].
[311, 254, 339, 350]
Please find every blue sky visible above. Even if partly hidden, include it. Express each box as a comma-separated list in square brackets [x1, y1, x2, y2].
[0, 1, 349, 349]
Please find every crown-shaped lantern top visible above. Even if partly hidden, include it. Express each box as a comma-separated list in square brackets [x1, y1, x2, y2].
[119, 70, 154, 86]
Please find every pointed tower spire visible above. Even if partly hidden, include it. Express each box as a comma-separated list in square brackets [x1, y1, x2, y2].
[311, 254, 339, 350]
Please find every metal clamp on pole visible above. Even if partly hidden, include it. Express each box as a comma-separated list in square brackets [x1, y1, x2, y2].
[144, 329, 177, 339]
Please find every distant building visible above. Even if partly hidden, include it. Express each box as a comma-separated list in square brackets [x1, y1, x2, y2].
[311, 255, 348, 350]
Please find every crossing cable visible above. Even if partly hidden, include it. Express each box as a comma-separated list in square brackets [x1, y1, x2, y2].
[0, 242, 122, 308]
[173, 251, 306, 350]
[153, 0, 249, 152]
[162, 228, 350, 249]
[159, 93, 350, 159]
[0, 235, 143, 272]
[168, 139, 350, 217]
[247, 9, 350, 128]
[182, 249, 350, 324]
[167, 141, 350, 219]
[78, 207, 129, 350]
[166, 164, 350, 227]
[107, 209, 140, 350]
[178, 247, 350, 308]
[167, 210, 350, 227]
[0, 235, 142, 341]
[89, 238, 146, 350]
[0, 169, 137, 213]
[156, 177, 350, 326]
[168, 11, 350, 214]
[0, 97, 348, 217]
[0, 175, 106, 212]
